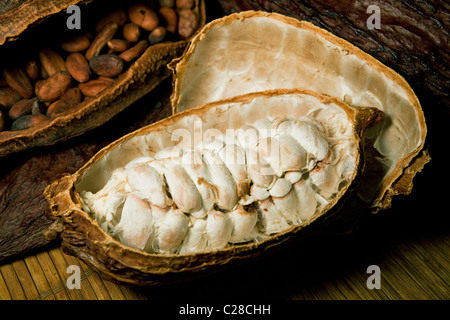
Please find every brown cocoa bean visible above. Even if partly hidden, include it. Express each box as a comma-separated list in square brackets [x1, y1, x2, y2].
[66, 53, 91, 83]
[0, 109, 5, 131]
[9, 97, 38, 120]
[25, 59, 40, 81]
[178, 9, 198, 39]
[176, 0, 194, 9]
[11, 114, 49, 131]
[123, 23, 141, 42]
[47, 87, 82, 116]
[95, 9, 128, 33]
[35, 71, 72, 101]
[31, 99, 46, 115]
[119, 40, 149, 63]
[148, 27, 167, 44]
[128, 4, 159, 31]
[60, 35, 91, 53]
[89, 54, 124, 77]
[159, 0, 175, 6]
[0, 87, 22, 108]
[159, 6, 178, 34]
[107, 39, 132, 52]
[85, 22, 119, 60]
[38, 48, 67, 77]
[3, 66, 34, 99]
[78, 78, 114, 97]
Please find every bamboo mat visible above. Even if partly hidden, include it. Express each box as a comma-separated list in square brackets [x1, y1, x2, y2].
[1, 229, 449, 300]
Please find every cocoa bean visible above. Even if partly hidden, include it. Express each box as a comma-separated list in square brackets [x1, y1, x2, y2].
[95, 9, 128, 33]
[47, 87, 82, 116]
[78, 78, 114, 97]
[176, 0, 194, 9]
[25, 59, 40, 81]
[123, 23, 141, 43]
[178, 9, 198, 39]
[9, 97, 37, 120]
[35, 71, 72, 101]
[3, 66, 34, 99]
[148, 27, 167, 44]
[31, 99, 46, 115]
[11, 114, 49, 131]
[0, 109, 5, 131]
[66, 53, 91, 83]
[0, 87, 22, 108]
[119, 40, 149, 63]
[38, 48, 67, 76]
[159, 6, 178, 34]
[85, 22, 119, 60]
[60, 35, 91, 53]
[89, 54, 124, 77]
[128, 4, 159, 31]
[107, 39, 132, 52]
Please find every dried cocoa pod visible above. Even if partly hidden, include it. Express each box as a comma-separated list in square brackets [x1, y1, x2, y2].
[38, 48, 67, 77]
[0, 87, 22, 108]
[95, 9, 128, 33]
[89, 54, 124, 78]
[9, 97, 37, 120]
[45, 89, 382, 285]
[128, 4, 159, 32]
[85, 22, 119, 60]
[47, 87, 82, 116]
[35, 71, 72, 101]
[119, 40, 149, 63]
[66, 52, 91, 83]
[3, 65, 34, 98]
[177, 9, 198, 39]
[11, 114, 49, 131]
[78, 78, 114, 97]
[123, 23, 141, 42]
[60, 35, 91, 53]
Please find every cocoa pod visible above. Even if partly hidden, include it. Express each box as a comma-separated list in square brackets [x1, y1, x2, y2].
[148, 27, 167, 45]
[128, 4, 159, 31]
[89, 54, 124, 77]
[123, 23, 141, 43]
[107, 39, 132, 52]
[3, 66, 34, 98]
[47, 87, 82, 116]
[0, 87, 22, 108]
[38, 48, 67, 76]
[119, 40, 149, 63]
[66, 52, 91, 83]
[159, 6, 178, 34]
[35, 71, 72, 101]
[9, 97, 37, 120]
[11, 114, 49, 131]
[178, 9, 198, 39]
[85, 22, 119, 60]
[78, 78, 114, 97]
[60, 35, 91, 53]
[95, 9, 128, 33]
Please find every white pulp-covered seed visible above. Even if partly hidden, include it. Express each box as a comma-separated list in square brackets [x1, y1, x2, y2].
[206, 210, 233, 250]
[292, 179, 318, 221]
[179, 218, 208, 254]
[157, 206, 189, 253]
[246, 149, 275, 188]
[116, 193, 153, 251]
[269, 178, 302, 225]
[217, 143, 249, 197]
[256, 198, 289, 235]
[229, 206, 258, 243]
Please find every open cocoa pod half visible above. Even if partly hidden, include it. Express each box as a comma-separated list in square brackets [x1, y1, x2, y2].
[45, 89, 382, 285]
[0, 0, 205, 157]
[169, 11, 429, 213]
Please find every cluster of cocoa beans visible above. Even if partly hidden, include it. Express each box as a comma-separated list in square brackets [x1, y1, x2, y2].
[0, 0, 198, 132]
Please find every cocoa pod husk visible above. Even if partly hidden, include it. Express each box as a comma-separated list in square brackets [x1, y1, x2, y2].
[3, 65, 34, 99]
[78, 78, 114, 97]
[35, 71, 72, 101]
[0, 87, 22, 108]
[47, 87, 82, 116]
[66, 52, 91, 83]
[38, 48, 67, 77]
[119, 40, 149, 63]
[60, 35, 91, 53]
[11, 114, 49, 131]
[9, 97, 38, 120]
[89, 54, 124, 77]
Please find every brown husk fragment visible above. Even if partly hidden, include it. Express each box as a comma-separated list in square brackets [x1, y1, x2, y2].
[0, 0, 205, 157]
[45, 89, 382, 285]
